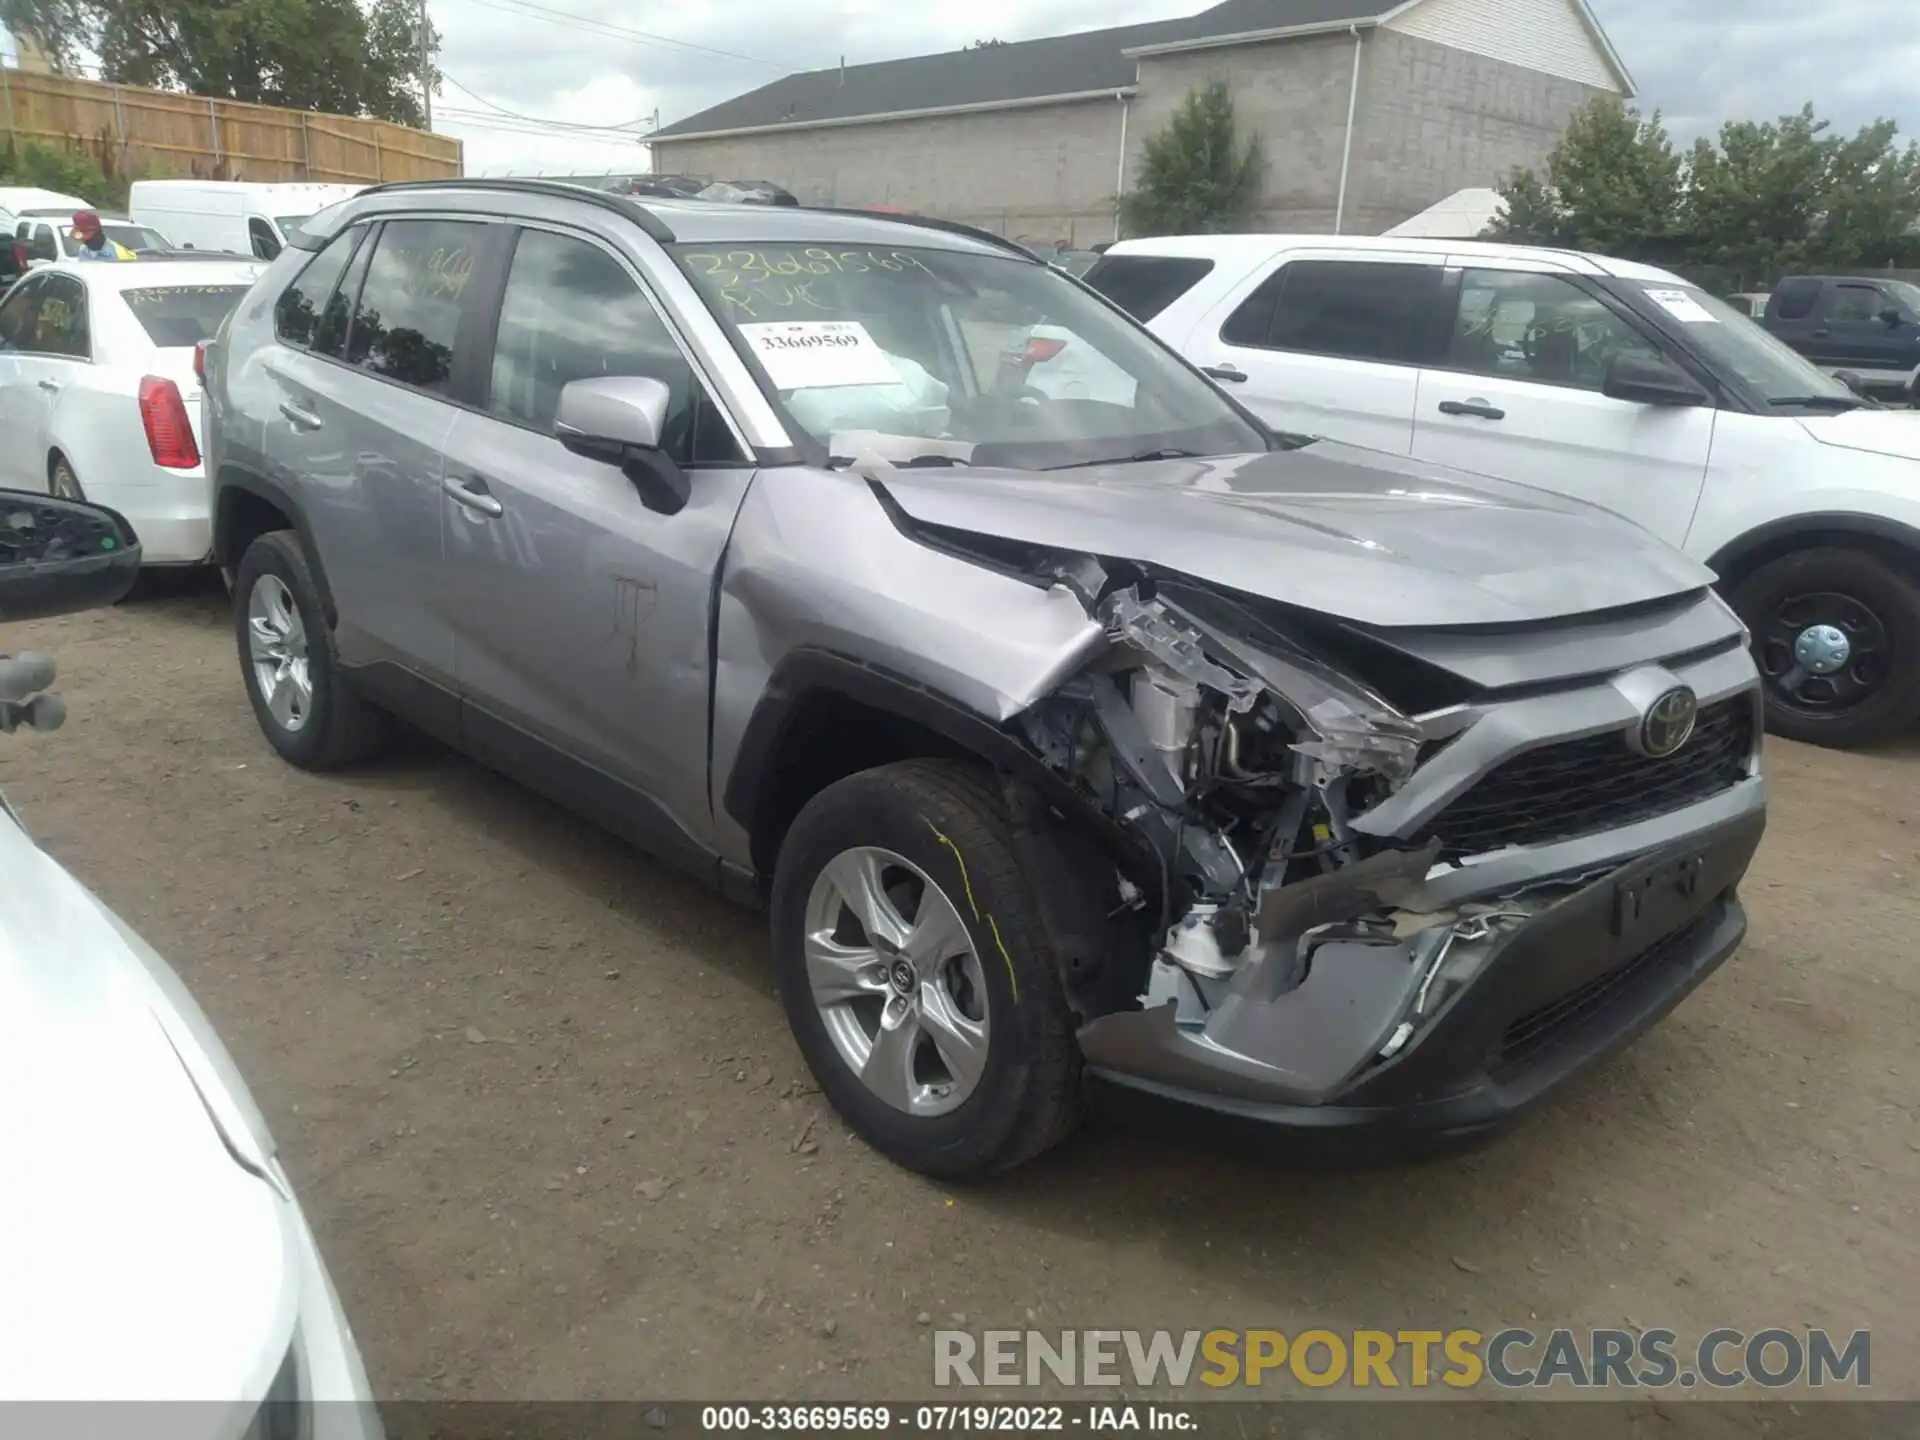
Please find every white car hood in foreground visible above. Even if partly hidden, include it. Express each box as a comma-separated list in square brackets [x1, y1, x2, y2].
[0, 810, 297, 1404]
[1799, 408, 1920, 463]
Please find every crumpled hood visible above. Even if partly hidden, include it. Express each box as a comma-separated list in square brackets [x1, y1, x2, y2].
[1798, 409, 1920, 463]
[874, 442, 1715, 627]
[0, 810, 296, 1402]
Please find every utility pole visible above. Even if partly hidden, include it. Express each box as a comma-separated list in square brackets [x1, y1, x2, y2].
[418, 0, 433, 130]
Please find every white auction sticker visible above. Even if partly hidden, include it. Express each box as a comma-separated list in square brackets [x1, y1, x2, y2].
[739, 320, 901, 389]
[1645, 288, 1718, 324]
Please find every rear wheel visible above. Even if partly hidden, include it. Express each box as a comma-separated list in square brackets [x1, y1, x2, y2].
[1730, 546, 1920, 748]
[770, 760, 1082, 1178]
[233, 529, 389, 769]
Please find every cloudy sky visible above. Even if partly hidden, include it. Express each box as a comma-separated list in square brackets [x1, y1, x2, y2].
[3, 1, 1908, 173]
[430, 0, 1920, 175]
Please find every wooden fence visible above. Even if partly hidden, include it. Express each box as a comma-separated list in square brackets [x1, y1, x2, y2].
[0, 67, 461, 184]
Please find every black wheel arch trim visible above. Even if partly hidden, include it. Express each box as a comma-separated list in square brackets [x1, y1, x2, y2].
[214, 465, 338, 627]
[1707, 512, 1920, 585]
[722, 648, 1156, 883]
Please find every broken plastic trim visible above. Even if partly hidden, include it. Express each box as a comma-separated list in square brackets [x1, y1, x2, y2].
[1102, 591, 1261, 714]
[1153, 590, 1422, 790]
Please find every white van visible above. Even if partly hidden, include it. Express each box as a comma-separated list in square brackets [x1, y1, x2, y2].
[127, 181, 365, 261]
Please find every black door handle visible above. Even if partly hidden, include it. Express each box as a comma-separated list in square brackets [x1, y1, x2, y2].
[1811, 329, 1831, 338]
[1202, 364, 1247, 383]
[1438, 399, 1505, 420]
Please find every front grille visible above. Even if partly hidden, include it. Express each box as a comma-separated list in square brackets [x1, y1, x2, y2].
[1496, 907, 1718, 1070]
[1418, 697, 1754, 859]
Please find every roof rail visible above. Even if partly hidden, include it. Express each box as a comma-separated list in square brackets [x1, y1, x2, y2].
[806, 207, 1039, 262]
[349, 177, 677, 243]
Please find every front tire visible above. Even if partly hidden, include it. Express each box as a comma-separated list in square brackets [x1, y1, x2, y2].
[234, 530, 388, 769]
[770, 760, 1082, 1178]
[1730, 546, 1920, 748]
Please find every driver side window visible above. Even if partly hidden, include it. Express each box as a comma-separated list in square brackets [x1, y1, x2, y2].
[1445, 269, 1657, 392]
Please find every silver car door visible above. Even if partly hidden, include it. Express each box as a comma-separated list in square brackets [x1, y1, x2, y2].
[438, 222, 757, 859]
[260, 216, 498, 691]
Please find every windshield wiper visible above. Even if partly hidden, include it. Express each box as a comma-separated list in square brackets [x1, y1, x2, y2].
[828, 452, 970, 469]
[1767, 395, 1863, 411]
[1044, 446, 1206, 471]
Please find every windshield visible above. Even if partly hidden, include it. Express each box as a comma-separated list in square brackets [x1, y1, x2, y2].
[1630, 282, 1854, 405]
[671, 242, 1268, 468]
[275, 216, 308, 241]
[1881, 279, 1920, 312]
[121, 284, 250, 347]
[101, 223, 169, 252]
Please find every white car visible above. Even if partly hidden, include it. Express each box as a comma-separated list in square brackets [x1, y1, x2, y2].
[1084, 235, 1920, 748]
[10, 211, 175, 270]
[0, 257, 264, 564]
[0, 494, 378, 1425]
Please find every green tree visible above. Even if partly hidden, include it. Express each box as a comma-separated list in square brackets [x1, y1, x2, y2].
[4, 0, 436, 126]
[1685, 108, 1920, 284]
[1486, 97, 1682, 254]
[1487, 97, 1920, 288]
[1118, 80, 1264, 237]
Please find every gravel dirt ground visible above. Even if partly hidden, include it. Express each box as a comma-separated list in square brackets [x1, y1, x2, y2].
[3, 579, 1916, 1406]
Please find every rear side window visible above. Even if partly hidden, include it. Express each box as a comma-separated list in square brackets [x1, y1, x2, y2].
[1219, 260, 1438, 363]
[122, 285, 250, 347]
[1768, 279, 1820, 321]
[275, 226, 361, 347]
[344, 218, 488, 394]
[1266, 260, 1439, 364]
[1082, 254, 1216, 322]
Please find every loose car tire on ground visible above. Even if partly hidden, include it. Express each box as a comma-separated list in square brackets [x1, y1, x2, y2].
[233, 529, 389, 770]
[1730, 546, 1920, 749]
[770, 760, 1083, 1178]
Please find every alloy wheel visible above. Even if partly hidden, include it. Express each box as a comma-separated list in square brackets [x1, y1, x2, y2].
[802, 846, 991, 1118]
[247, 574, 314, 733]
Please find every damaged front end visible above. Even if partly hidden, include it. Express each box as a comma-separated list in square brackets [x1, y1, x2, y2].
[989, 551, 1764, 1135]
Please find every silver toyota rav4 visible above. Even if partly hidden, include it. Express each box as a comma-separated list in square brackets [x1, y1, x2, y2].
[205, 180, 1767, 1177]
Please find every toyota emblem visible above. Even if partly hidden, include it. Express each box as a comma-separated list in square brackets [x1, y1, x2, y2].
[1635, 686, 1698, 758]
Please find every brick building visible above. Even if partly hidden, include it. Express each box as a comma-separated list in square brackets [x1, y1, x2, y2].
[649, 0, 1632, 246]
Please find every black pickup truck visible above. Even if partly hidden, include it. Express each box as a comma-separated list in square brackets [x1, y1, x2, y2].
[1762, 274, 1920, 403]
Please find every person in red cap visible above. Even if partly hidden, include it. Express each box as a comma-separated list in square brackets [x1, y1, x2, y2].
[70, 210, 135, 262]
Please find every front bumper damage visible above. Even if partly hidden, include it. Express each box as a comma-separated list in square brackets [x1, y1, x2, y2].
[1080, 801, 1765, 1161]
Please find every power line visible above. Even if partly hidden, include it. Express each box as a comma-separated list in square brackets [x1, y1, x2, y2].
[457, 0, 787, 70]
[435, 107, 650, 141]
[439, 71, 653, 132]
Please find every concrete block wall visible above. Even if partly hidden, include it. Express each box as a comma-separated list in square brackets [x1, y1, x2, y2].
[1344, 30, 1607, 233]
[654, 96, 1128, 246]
[1130, 33, 1358, 234]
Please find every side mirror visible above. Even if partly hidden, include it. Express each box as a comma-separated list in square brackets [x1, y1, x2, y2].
[1835, 370, 1868, 396]
[1602, 352, 1710, 408]
[1879, 307, 1903, 328]
[554, 376, 689, 515]
[0, 490, 142, 622]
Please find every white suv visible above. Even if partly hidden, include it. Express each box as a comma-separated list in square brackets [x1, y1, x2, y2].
[1077, 235, 1920, 748]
